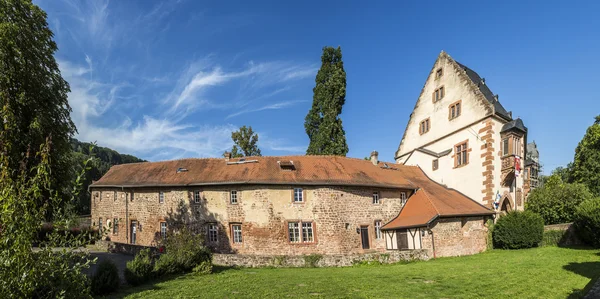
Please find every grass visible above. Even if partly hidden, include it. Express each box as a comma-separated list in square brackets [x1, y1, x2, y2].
[105, 246, 600, 299]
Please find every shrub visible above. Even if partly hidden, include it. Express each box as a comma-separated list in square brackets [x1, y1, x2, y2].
[525, 174, 593, 225]
[125, 249, 154, 286]
[493, 211, 544, 249]
[91, 260, 120, 295]
[541, 230, 566, 247]
[485, 219, 495, 250]
[153, 227, 212, 276]
[573, 198, 600, 247]
[192, 261, 213, 275]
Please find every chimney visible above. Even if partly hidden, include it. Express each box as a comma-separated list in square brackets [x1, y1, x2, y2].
[223, 151, 232, 161]
[370, 151, 379, 166]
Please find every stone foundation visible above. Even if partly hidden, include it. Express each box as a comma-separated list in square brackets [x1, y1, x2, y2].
[212, 250, 429, 268]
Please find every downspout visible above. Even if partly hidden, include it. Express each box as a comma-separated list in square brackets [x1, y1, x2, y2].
[124, 186, 128, 244]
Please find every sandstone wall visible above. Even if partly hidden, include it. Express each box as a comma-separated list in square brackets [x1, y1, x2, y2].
[91, 185, 412, 255]
[421, 216, 488, 257]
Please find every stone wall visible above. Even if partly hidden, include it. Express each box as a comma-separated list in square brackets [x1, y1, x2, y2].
[544, 223, 583, 246]
[213, 250, 430, 268]
[421, 216, 488, 257]
[91, 185, 412, 255]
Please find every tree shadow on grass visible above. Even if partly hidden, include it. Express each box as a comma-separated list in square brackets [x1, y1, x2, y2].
[563, 261, 600, 299]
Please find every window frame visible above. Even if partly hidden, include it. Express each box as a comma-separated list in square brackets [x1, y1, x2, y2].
[400, 192, 407, 205]
[435, 68, 443, 79]
[432, 86, 445, 102]
[432, 159, 439, 171]
[159, 191, 165, 204]
[207, 223, 218, 243]
[113, 218, 118, 235]
[160, 222, 167, 239]
[98, 217, 103, 230]
[287, 220, 316, 244]
[419, 118, 431, 135]
[293, 187, 304, 203]
[230, 190, 238, 205]
[448, 100, 462, 120]
[194, 190, 201, 204]
[231, 223, 243, 244]
[374, 220, 382, 239]
[454, 140, 469, 167]
[372, 192, 380, 204]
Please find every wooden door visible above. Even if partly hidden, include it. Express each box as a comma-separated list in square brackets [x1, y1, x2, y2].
[397, 229, 409, 250]
[360, 226, 370, 249]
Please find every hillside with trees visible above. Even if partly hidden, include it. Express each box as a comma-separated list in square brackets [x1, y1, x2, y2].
[71, 139, 146, 214]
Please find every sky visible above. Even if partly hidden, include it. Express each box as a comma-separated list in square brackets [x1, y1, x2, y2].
[35, 0, 600, 172]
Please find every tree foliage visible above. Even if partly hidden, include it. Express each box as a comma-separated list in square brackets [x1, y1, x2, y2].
[525, 174, 593, 225]
[0, 0, 77, 211]
[230, 125, 261, 158]
[305, 46, 348, 156]
[571, 115, 600, 195]
[573, 197, 600, 248]
[70, 139, 145, 214]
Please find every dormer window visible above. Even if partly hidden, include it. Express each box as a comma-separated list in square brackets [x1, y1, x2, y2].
[502, 135, 522, 156]
[419, 118, 430, 135]
[278, 160, 296, 171]
[435, 68, 443, 79]
[433, 86, 445, 102]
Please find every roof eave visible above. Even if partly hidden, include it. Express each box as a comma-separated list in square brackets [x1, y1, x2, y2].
[90, 181, 416, 190]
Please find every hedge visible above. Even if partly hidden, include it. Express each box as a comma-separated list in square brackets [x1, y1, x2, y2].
[493, 211, 544, 249]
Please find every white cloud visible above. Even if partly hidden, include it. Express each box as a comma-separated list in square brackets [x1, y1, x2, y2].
[259, 133, 306, 153]
[226, 100, 306, 119]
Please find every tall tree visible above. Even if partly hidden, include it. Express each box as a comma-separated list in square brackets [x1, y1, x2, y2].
[571, 115, 600, 195]
[0, 0, 76, 210]
[305, 46, 348, 156]
[230, 126, 261, 157]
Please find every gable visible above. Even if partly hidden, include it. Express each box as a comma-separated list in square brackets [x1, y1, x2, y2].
[396, 51, 509, 159]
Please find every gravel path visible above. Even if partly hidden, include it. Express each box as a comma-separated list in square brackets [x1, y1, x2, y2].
[583, 278, 600, 299]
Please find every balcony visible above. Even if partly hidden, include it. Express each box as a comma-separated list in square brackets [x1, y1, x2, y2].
[501, 155, 516, 171]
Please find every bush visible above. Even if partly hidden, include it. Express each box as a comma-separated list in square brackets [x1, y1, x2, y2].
[525, 174, 593, 225]
[91, 260, 120, 295]
[493, 211, 544, 249]
[125, 249, 154, 286]
[541, 230, 566, 247]
[573, 198, 600, 247]
[192, 261, 213, 275]
[153, 227, 212, 276]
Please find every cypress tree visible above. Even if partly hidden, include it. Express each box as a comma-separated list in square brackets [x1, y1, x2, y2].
[305, 46, 348, 156]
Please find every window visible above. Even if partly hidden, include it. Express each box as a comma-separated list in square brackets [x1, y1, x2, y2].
[514, 137, 521, 156]
[449, 101, 461, 120]
[114, 191, 117, 201]
[372, 192, 380, 204]
[288, 221, 315, 243]
[302, 222, 314, 243]
[400, 192, 407, 205]
[194, 190, 201, 204]
[113, 218, 118, 235]
[293, 188, 303, 203]
[160, 222, 167, 239]
[502, 138, 509, 156]
[98, 218, 103, 230]
[432, 159, 439, 171]
[455, 141, 468, 167]
[230, 190, 238, 204]
[374, 220, 382, 239]
[207, 223, 218, 242]
[433, 86, 445, 102]
[419, 118, 430, 135]
[435, 68, 443, 79]
[524, 168, 529, 179]
[502, 136, 522, 156]
[231, 224, 243, 244]
[159, 191, 165, 204]
[288, 222, 300, 243]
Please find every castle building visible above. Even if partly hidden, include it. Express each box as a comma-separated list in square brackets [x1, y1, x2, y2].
[396, 51, 537, 212]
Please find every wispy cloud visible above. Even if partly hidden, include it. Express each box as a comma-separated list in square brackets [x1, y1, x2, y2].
[226, 100, 306, 119]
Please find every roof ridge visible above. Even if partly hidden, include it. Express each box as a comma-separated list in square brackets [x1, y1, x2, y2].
[419, 189, 441, 215]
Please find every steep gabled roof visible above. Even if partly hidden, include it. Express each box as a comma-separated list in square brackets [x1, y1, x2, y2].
[455, 62, 512, 121]
[91, 156, 416, 189]
[382, 166, 494, 230]
[500, 118, 527, 134]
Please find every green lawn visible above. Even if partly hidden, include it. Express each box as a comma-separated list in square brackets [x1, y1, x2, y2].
[107, 247, 600, 299]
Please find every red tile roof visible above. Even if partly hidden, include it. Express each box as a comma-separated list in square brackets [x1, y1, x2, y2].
[91, 156, 415, 189]
[382, 167, 494, 230]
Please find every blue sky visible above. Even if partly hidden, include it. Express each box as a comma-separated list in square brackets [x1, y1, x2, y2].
[35, 0, 600, 172]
